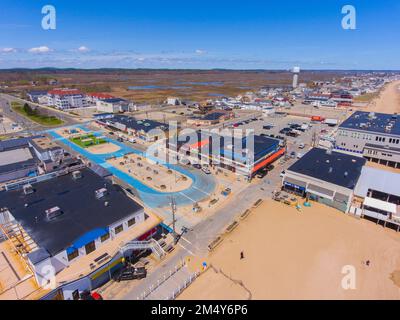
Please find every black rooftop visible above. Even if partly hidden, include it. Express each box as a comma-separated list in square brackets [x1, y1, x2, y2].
[0, 168, 143, 256]
[287, 148, 366, 189]
[101, 115, 167, 133]
[340, 111, 400, 136]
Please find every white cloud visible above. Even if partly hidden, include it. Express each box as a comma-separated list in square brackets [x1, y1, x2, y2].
[77, 46, 90, 53]
[0, 47, 17, 53]
[28, 46, 52, 53]
[195, 49, 207, 55]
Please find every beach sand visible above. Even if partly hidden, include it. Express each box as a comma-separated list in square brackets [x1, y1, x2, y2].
[178, 200, 400, 300]
[364, 80, 400, 114]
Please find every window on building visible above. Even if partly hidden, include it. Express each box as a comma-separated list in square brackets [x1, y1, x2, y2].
[85, 241, 96, 255]
[67, 249, 79, 262]
[128, 217, 136, 227]
[101, 232, 110, 243]
[115, 224, 124, 235]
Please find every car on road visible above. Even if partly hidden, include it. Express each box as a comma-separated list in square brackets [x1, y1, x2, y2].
[290, 151, 296, 158]
[280, 170, 286, 178]
[193, 163, 201, 169]
[297, 152, 304, 159]
[298, 143, 305, 149]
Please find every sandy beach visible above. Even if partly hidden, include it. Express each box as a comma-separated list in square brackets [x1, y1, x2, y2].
[364, 80, 400, 114]
[178, 200, 400, 300]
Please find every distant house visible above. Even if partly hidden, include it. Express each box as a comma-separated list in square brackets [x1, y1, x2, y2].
[27, 91, 48, 103]
[47, 89, 88, 110]
[96, 98, 131, 113]
[86, 93, 115, 105]
[166, 97, 181, 106]
[187, 110, 234, 126]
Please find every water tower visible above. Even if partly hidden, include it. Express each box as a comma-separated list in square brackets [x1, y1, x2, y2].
[292, 66, 300, 88]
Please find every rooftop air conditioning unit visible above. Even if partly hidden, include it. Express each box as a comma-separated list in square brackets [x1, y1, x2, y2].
[72, 170, 82, 180]
[95, 188, 108, 199]
[23, 184, 34, 195]
[46, 206, 62, 220]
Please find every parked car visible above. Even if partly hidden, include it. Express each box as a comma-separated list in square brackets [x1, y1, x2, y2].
[280, 170, 286, 178]
[266, 164, 275, 171]
[298, 143, 305, 149]
[297, 152, 304, 159]
[193, 163, 201, 169]
[290, 151, 296, 158]
[256, 169, 268, 179]
[201, 166, 211, 174]
[113, 266, 147, 282]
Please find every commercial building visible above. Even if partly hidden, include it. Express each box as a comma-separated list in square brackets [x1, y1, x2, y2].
[96, 98, 132, 113]
[168, 131, 285, 179]
[352, 166, 400, 229]
[0, 138, 40, 184]
[187, 110, 234, 126]
[282, 148, 366, 212]
[0, 168, 162, 299]
[86, 92, 115, 105]
[96, 114, 168, 142]
[47, 89, 88, 110]
[335, 111, 400, 168]
[0, 136, 74, 185]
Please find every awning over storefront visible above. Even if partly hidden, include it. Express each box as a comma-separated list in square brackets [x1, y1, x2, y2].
[364, 197, 397, 214]
[283, 177, 307, 190]
[307, 184, 334, 199]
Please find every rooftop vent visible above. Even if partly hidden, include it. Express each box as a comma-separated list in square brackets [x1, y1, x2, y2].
[344, 171, 348, 177]
[328, 167, 333, 173]
[72, 170, 82, 180]
[95, 188, 108, 199]
[23, 184, 34, 195]
[46, 206, 62, 220]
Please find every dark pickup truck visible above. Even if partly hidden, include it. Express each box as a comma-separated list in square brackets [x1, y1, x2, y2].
[113, 266, 147, 282]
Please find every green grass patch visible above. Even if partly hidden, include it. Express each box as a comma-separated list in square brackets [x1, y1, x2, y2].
[69, 134, 107, 148]
[11, 102, 64, 126]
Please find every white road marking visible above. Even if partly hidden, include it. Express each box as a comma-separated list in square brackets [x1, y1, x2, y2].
[178, 243, 195, 256]
[193, 186, 210, 196]
[178, 191, 196, 203]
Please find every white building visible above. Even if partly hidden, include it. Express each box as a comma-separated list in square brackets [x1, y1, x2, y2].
[96, 98, 131, 113]
[47, 89, 88, 110]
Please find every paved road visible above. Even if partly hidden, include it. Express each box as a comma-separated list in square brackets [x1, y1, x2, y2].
[0, 93, 79, 134]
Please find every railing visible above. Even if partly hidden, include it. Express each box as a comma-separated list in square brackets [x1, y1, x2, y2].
[120, 239, 166, 259]
[137, 259, 190, 300]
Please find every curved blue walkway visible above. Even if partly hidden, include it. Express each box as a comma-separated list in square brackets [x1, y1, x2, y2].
[47, 125, 216, 208]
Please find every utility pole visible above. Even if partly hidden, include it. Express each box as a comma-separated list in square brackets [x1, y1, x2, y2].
[170, 196, 178, 244]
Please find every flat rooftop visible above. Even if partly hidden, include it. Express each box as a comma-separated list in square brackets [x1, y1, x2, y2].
[287, 148, 366, 189]
[354, 166, 400, 198]
[101, 115, 167, 133]
[0, 168, 143, 256]
[339, 111, 400, 136]
[170, 131, 280, 164]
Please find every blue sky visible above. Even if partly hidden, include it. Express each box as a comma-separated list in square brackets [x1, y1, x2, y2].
[0, 0, 399, 69]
